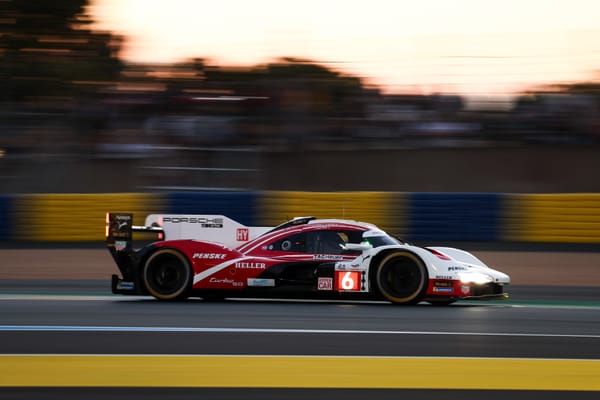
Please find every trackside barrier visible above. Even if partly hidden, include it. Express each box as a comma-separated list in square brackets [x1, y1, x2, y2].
[407, 193, 502, 242]
[504, 193, 600, 243]
[0, 195, 13, 241]
[259, 191, 405, 235]
[2, 192, 600, 244]
[166, 192, 259, 227]
[13, 193, 164, 242]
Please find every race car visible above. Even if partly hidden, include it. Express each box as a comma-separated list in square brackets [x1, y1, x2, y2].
[106, 213, 510, 305]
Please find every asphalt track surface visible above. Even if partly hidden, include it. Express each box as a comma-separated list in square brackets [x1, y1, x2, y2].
[1, 246, 600, 399]
[0, 282, 599, 399]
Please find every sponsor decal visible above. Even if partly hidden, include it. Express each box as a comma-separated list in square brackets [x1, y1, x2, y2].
[448, 266, 467, 271]
[433, 287, 454, 293]
[336, 263, 362, 270]
[236, 228, 249, 241]
[163, 217, 224, 228]
[114, 240, 128, 251]
[108, 214, 132, 239]
[235, 261, 266, 269]
[461, 285, 471, 295]
[435, 275, 453, 280]
[193, 253, 227, 260]
[209, 277, 243, 287]
[116, 281, 135, 290]
[317, 277, 333, 291]
[314, 254, 344, 261]
[247, 278, 275, 287]
[335, 271, 361, 291]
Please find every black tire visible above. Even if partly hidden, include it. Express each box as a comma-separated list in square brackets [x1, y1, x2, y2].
[143, 249, 192, 301]
[375, 251, 428, 305]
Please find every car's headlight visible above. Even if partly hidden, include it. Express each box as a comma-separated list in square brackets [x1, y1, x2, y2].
[459, 272, 493, 284]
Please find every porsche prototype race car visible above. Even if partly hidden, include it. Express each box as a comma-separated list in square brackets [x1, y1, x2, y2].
[106, 213, 510, 305]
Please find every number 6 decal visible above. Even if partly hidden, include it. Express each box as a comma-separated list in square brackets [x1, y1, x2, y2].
[336, 271, 360, 291]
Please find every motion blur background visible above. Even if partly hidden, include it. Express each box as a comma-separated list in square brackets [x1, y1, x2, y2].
[1, 0, 600, 245]
[2, 6, 599, 399]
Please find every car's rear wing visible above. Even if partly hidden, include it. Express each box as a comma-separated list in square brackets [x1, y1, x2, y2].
[105, 213, 164, 249]
[142, 214, 272, 247]
[106, 212, 272, 249]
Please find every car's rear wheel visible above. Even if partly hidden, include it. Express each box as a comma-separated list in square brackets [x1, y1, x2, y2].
[143, 249, 192, 301]
[375, 251, 428, 305]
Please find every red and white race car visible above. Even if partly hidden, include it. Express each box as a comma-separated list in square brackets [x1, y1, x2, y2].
[106, 213, 510, 305]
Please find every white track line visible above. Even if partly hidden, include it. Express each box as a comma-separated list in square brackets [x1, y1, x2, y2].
[0, 325, 599, 339]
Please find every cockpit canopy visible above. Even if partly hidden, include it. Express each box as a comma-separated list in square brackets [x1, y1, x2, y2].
[361, 229, 402, 247]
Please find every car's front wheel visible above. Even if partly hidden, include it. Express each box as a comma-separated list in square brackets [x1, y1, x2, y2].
[375, 251, 428, 305]
[143, 249, 192, 301]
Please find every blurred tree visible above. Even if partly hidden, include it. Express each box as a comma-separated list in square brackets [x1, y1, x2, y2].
[263, 58, 366, 118]
[559, 71, 600, 96]
[0, 0, 122, 103]
[143, 57, 371, 145]
[155, 57, 369, 119]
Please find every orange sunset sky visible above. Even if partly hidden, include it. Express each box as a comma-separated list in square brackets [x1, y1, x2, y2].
[89, 0, 600, 98]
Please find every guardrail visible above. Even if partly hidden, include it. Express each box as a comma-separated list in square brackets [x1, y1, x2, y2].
[0, 192, 599, 244]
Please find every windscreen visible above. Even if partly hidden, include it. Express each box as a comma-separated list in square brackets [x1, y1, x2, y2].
[361, 231, 401, 247]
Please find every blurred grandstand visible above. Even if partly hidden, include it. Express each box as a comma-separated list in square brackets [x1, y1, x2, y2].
[1, 1, 600, 193]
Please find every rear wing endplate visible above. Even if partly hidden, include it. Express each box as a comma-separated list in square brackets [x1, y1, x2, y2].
[106, 212, 164, 249]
